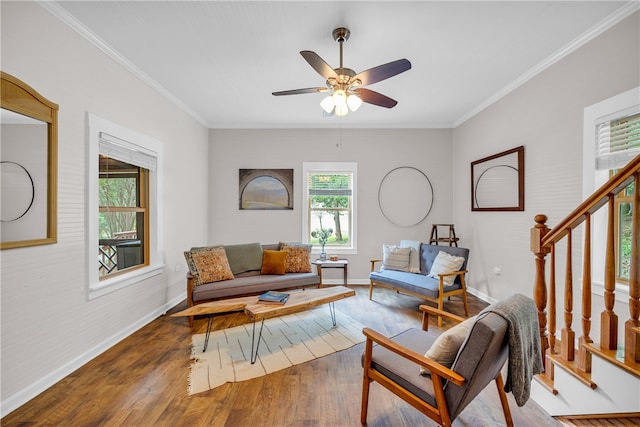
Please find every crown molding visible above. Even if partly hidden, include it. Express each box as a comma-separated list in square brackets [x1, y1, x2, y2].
[453, 1, 640, 128]
[38, 1, 211, 128]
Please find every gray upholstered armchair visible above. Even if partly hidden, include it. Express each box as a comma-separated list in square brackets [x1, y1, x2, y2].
[361, 304, 514, 426]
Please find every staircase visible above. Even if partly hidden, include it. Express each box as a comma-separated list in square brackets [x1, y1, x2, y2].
[529, 154, 640, 416]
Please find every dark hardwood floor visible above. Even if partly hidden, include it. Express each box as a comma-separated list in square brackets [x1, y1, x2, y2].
[2, 286, 562, 426]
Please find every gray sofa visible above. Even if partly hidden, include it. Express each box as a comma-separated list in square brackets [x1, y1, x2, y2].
[186, 243, 320, 321]
[369, 243, 470, 325]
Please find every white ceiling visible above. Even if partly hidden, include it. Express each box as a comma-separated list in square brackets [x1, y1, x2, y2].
[47, 1, 636, 129]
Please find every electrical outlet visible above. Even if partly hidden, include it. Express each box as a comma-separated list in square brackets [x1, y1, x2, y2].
[493, 267, 502, 275]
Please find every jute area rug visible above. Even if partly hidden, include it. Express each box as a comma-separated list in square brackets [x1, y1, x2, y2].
[188, 307, 365, 395]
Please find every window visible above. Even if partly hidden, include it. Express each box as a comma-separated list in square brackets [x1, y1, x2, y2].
[583, 87, 639, 298]
[600, 113, 639, 283]
[613, 172, 634, 282]
[98, 155, 148, 278]
[88, 114, 163, 299]
[302, 162, 357, 254]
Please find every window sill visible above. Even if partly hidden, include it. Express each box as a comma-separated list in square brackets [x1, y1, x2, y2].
[312, 248, 357, 256]
[88, 264, 164, 300]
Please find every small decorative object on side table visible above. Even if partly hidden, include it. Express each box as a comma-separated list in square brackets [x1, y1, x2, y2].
[312, 258, 349, 287]
[311, 227, 333, 260]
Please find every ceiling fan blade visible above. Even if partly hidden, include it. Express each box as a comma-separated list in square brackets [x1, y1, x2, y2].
[353, 88, 398, 108]
[352, 58, 411, 87]
[300, 51, 339, 80]
[272, 87, 330, 96]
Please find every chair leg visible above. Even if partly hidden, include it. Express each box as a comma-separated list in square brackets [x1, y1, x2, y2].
[461, 276, 470, 317]
[495, 373, 514, 427]
[360, 373, 371, 424]
[462, 292, 470, 317]
[368, 282, 374, 300]
[437, 296, 444, 327]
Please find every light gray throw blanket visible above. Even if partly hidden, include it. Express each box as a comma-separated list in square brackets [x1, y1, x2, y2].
[480, 293, 543, 407]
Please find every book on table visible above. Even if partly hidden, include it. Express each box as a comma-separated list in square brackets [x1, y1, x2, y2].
[258, 291, 290, 305]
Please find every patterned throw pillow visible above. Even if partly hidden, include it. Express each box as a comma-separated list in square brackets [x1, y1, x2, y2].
[427, 251, 466, 287]
[381, 244, 411, 272]
[184, 246, 235, 286]
[279, 242, 312, 273]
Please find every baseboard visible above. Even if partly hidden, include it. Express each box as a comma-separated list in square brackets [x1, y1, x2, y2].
[0, 292, 186, 417]
[466, 287, 496, 304]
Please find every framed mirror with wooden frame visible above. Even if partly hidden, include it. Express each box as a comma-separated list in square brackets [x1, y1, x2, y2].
[1, 71, 58, 249]
[471, 146, 524, 212]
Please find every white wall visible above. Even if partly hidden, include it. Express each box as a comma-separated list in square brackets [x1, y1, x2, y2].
[451, 9, 639, 322]
[0, 2, 209, 413]
[208, 128, 453, 281]
[2, 0, 638, 417]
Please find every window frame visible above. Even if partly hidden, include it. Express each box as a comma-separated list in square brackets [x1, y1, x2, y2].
[612, 170, 634, 284]
[302, 162, 357, 255]
[87, 113, 163, 299]
[583, 87, 639, 301]
[98, 160, 149, 279]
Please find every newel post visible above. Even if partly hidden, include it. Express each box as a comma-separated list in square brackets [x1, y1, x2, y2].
[531, 214, 551, 360]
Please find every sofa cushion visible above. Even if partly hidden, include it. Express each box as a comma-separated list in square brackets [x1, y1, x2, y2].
[421, 244, 469, 281]
[382, 244, 411, 272]
[369, 269, 462, 299]
[184, 246, 235, 286]
[279, 242, 312, 273]
[192, 271, 320, 302]
[261, 250, 287, 275]
[224, 242, 263, 275]
[364, 328, 439, 408]
[427, 251, 466, 287]
[420, 315, 477, 373]
[400, 240, 421, 273]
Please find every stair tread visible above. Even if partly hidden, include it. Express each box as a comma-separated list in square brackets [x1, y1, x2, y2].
[546, 352, 597, 389]
[583, 342, 640, 378]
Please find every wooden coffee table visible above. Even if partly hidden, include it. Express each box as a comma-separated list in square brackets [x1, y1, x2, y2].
[172, 286, 355, 363]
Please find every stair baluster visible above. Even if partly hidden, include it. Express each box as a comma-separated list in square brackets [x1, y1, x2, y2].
[578, 214, 593, 373]
[625, 172, 640, 362]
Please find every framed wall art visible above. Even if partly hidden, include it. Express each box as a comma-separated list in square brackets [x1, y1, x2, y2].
[471, 146, 524, 211]
[239, 168, 294, 210]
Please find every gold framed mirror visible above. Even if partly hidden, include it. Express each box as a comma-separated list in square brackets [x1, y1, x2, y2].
[1, 71, 58, 249]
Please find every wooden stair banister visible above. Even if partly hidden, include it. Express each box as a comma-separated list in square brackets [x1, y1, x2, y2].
[531, 154, 640, 380]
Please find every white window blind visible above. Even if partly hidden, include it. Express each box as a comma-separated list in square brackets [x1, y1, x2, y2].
[596, 112, 640, 170]
[307, 172, 353, 196]
[99, 132, 157, 171]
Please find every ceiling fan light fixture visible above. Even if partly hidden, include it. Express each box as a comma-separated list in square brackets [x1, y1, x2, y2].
[320, 96, 334, 113]
[347, 94, 362, 112]
[332, 89, 347, 106]
[335, 102, 349, 116]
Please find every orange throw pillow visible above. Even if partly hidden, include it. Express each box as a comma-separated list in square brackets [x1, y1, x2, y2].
[261, 250, 287, 275]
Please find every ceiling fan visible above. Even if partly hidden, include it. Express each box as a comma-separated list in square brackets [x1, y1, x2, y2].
[272, 27, 411, 117]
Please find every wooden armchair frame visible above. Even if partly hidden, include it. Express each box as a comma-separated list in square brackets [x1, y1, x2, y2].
[369, 259, 470, 326]
[361, 305, 513, 427]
